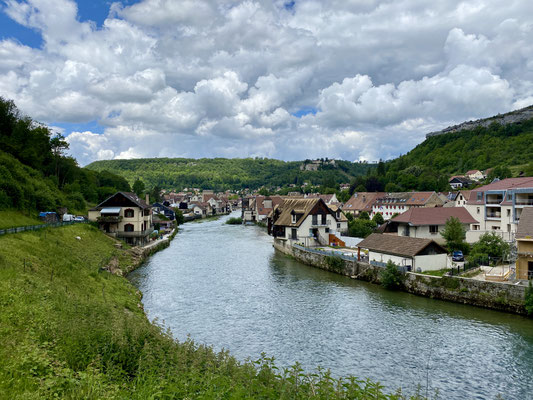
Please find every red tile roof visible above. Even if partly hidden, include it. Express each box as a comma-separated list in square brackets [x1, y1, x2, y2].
[391, 207, 477, 226]
[342, 192, 384, 212]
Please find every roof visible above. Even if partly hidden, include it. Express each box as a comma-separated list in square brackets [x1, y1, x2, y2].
[374, 192, 439, 206]
[390, 207, 477, 226]
[256, 195, 284, 215]
[91, 191, 150, 211]
[342, 192, 384, 212]
[467, 177, 533, 205]
[358, 233, 447, 257]
[273, 198, 331, 227]
[306, 193, 335, 203]
[516, 208, 533, 239]
[465, 170, 481, 175]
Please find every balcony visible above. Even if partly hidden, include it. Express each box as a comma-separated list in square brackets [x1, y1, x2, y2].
[97, 215, 123, 223]
[486, 199, 503, 205]
[116, 227, 154, 238]
[515, 199, 533, 206]
[486, 212, 501, 220]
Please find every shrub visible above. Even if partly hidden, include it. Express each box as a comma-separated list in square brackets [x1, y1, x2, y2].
[526, 281, 533, 316]
[226, 217, 242, 225]
[380, 260, 405, 290]
[325, 255, 345, 272]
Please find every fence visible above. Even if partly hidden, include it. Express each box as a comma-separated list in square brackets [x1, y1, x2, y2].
[0, 220, 88, 236]
[293, 243, 359, 262]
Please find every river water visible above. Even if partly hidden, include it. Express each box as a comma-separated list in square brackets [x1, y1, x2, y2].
[129, 213, 533, 399]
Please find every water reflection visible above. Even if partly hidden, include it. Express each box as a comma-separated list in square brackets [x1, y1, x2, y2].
[129, 213, 533, 400]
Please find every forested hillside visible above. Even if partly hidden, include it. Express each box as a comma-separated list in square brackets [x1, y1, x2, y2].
[0, 97, 131, 212]
[86, 158, 374, 191]
[349, 117, 533, 193]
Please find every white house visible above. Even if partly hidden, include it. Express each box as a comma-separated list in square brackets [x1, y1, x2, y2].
[358, 233, 448, 272]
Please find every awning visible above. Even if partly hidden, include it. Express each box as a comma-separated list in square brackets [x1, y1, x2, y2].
[101, 207, 121, 214]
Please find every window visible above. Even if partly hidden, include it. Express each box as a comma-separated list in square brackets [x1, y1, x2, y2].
[321, 213, 326, 225]
[477, 192, 483, 201]
[473, 225, 480, 231]
[291, 214, 296, 223]
[125, 209, 134, 218]
[492, 226, 499, 230]
[507, 209, 511, 217]
[124, 223, 134, 232]
[291, 228, 298, 240]
[429, 225, 439, 234]
[337, 223, 341, 229]
[477, 207, 480, 214]
[312, 215, 318, 225]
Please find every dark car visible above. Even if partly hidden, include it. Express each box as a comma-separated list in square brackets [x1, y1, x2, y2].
[452, 250, 464, 262]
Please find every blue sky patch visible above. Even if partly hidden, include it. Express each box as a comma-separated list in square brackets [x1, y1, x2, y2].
[0, 10, 43, 48]
[292, 107, 318, 118]
[53, 120, 105, 136]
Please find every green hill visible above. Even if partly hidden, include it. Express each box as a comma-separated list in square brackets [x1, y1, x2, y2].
[0, 97, 132, 213]
[86, 157, 374, 191]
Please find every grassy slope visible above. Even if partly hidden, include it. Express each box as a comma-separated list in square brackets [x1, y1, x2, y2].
[0, 225, 423, 399]
[0, 210, 43, 229]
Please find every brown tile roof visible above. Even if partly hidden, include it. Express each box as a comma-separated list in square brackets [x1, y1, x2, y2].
[374, 192, 439, 206]
[391, 207, 477, 226]
[273, 198, 328, 227]
[256, 195, 284, 215]
[465, 170, 481, 175]
[342, 192, 384, 213]
[93, 191, 150, 211]
[358, 233, 447, 257]
[516, 208, 533, 239]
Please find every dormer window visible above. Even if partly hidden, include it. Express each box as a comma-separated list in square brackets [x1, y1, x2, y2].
[292, 214, 297, 223]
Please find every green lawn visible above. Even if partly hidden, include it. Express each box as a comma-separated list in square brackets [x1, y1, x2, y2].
[0, 224, 426, 399]
[419, 268, 449, 277]
[0, 210, 43, 229]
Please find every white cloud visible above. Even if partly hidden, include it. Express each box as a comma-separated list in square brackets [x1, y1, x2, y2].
[1, 0, 533, 164]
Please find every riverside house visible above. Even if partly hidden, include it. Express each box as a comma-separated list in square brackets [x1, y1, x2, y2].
[371, 191, 444, 220]
[268, 198, 339, 247]
[383, 207, 478, 245]
[88, 192, 153, 246]
[516, 207, 533, 280]
[357, 233, 448, 272]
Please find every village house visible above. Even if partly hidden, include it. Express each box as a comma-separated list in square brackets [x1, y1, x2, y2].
[465, 169, 485, 181]
[357, 233, 448, 272]
[516, 207, 533, 280]
[464, 177, 533, 242]
[383, 207, 478, 245]
[371, 191, 444, 220]
[449, 176, 472, 189]
[328, 204, 349, 234]
[254, 195, 284, 222]
[151, 202, 175, 220]
[268, 198, 339, 247]
[342, 192, 384, 217]
[88, 192, 153, 246]
[305, 193, 339, 205]
[441, 191, 470, 208]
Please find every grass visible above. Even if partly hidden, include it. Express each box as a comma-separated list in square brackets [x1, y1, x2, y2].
[0, 210, 43, 229]
[226, 217, 243, 225]
[0, 224, 428, 399]
[419, 269, 449, 277]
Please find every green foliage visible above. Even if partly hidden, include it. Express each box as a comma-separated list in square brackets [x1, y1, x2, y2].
[174, 209, 185, 225]
[380, 260, 405, 290]
[525, 281, 533, 316]
[226, 217, 243, 225]
[86, 158, 375, 192]
[132, 178, 146, 197]
[0, 97, 133, 212]
[441, 216, 468, 252]
[372, 212, 385, 225]
[325, 255, 345, 272]
[359, 211, 370, 220]
[348, 218, 376, 238]
[470, 232, 510, 261]
[0, 224, 424, 399]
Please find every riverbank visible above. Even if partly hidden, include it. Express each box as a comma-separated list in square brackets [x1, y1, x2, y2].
[0, 223, 420, 398]
[274, 240, 528, 315]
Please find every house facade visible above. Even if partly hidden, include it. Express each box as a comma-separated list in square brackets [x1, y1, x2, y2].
[268, 198, 339, 247]
[516, 207, 533, 280]
[357, 233, 448, 272]
[464, 177, 533, 242]
[384, 207, 478, 245]
[88, 192, 153, 246]
[371, 192, 444, 220]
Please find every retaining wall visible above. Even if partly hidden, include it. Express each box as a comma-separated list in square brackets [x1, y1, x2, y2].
[274, 240, 528, 315]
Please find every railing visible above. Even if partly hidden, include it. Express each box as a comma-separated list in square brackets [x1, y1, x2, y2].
[0, 220, 87, 236]
[116, 227, 154, 238]
[293, 243, 358, 261]
[515, 199, 533, 205]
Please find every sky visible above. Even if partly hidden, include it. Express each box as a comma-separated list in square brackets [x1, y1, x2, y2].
[1, 0, 533, 166]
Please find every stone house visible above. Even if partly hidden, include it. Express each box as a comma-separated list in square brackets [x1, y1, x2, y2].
[88, 192, 153, 246]
[516, 207, 533, 280]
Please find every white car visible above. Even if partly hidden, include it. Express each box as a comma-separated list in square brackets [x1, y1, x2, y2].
[74, 216, 85, 222]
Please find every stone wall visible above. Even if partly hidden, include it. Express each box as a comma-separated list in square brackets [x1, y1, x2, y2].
[274, 240, 527, 315]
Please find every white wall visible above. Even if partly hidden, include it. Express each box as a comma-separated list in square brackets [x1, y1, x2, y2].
[414, 254, 447, 272]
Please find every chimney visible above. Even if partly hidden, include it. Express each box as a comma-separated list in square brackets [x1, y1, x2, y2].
[145, 193, 150, 205]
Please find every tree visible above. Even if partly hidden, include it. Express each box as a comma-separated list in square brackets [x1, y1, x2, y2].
[348, 218, 376, 238]
[372, 212, 384, 225]
[174, 209, 185, 225]
[359, 211, 370, 220]
[470, 232, 510, 260]
[441, 216, 467, 252]
[380, 260, 404, 290]
[150, 185, 162, 203]
[132, 178, 145, 197]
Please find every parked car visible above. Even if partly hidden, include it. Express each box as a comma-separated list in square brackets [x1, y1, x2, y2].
[74, 216, 85, 222]
[452, 250, 464, 262]
[62, 213, 75, 222]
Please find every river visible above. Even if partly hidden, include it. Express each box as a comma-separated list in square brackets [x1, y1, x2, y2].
[129, 213, 533, 399]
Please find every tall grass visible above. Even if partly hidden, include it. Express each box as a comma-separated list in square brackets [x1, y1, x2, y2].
[0, 224, 426, 399]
